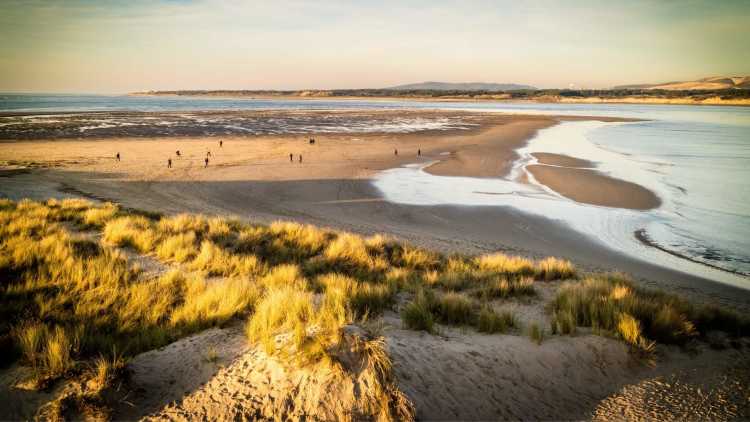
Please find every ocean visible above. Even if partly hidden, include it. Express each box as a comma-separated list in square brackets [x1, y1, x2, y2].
[2, 93, 749, 288]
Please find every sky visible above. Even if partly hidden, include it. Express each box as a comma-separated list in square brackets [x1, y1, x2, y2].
[1, 0, 749, 93]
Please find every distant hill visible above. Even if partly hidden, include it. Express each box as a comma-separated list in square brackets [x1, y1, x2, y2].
[386, 81, 537, 91]
[615, 76, 750, 90]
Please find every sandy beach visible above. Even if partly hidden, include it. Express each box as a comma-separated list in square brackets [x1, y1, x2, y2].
[2, 109, 750, 420]
[0, 110, 747, 310]
[0, 112, 750, 308]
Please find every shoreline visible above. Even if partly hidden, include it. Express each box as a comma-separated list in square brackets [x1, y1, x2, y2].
[130, 92, 750, 107]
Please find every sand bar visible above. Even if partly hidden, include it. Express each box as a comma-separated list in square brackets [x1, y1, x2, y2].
[531, 152, 594, 168]
[527, 164, 661, 210]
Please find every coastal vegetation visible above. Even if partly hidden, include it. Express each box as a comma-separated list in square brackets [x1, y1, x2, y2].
[136, 88, 750, 103]
[1, 198, 748, 418]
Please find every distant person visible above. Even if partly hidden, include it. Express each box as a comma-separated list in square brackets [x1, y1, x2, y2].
[394, 149, 398, 156]
[116, 152, 120, 161]
[207, 150, 211, 157]
[204, 157, 209, 168]
[309, 138, 315, 145]
[176, 150, 181, 157]
[289, 153, 293, 162]
[167, 158, 172, 168]
[418, 149, 421, 156]
[299, 154, 302, 163]
[219, 140, 223, 148]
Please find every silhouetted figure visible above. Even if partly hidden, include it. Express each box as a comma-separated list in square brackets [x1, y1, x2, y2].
[394, 149, 398, 156]
[290, 153, 293, 162]
[116, 152, 120, 161]
[204, 157, 209, 167]
[219, 140, 223, 148]
[309, 138, 315, 145]
[176, 150, 181, 156]
[418, 149, 421, 156]
[207, 150, 211, 157]
[167, 158, 172, 168]
[299, 154, 302, 163]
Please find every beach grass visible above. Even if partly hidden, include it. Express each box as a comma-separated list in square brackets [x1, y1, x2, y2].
[2, 197, 748, 397]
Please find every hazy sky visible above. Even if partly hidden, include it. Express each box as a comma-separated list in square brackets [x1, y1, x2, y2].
[1, 0, 748, 93]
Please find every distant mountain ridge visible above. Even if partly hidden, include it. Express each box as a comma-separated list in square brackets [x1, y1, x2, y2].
[615, 76, 750, 90]
[386, 81, 537, 91]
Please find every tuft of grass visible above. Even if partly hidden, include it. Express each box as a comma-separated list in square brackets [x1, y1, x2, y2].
[401, 290, 436, 333]
[189, 240, 262, 276]
[535, 257, 576, 281]
[528, 322, 544, 345]
[103, 216, 157, 253]
[549, 274, 748, 346]
[319, 273, 395, 318]
[477, 275, 535, 299]
[44, 326, 76, 377]
[434, 292, 476, 325]
[246, 286, 316, 355]
[476, 253, 535, 277]
[476, 307, 515, 334]
[156, 231, 199, 263]
[82, 203, 119, 228]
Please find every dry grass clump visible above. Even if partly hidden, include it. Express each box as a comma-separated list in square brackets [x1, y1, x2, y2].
[1, 200, 259, 384]
[477, 275, 535, 299]
[270, 221, 330, 257]
[476, 253, 535, 276]
[549, 273, 750, 347]
[82, 203, 119, 228]
[535, 257, 576, 281]
[189, 240, 262, 276]
[103, 215, 157, 253]
[318, 273, 396, 318]
[322, 232, 388, 275]
[157, 213, 209, 235]
[156, 231, 199, 263]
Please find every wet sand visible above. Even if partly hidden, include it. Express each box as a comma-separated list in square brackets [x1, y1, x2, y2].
[527, 164, 662, 210]
[0, 111, 747, 311]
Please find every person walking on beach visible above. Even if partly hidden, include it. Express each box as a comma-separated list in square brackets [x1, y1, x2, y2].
[116, 152, 120, 161]
[176, 150, 181, 157]
[207, 150, 211, 157]
[167, 158, 172, 168]
[394, 149, 398, 156]
[290, 153, 293, 162]
[299, 154, 302, 163]
[204, 157, 209, 168]
[219, 140, 223, 148]
[418, 149, 421, 157]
